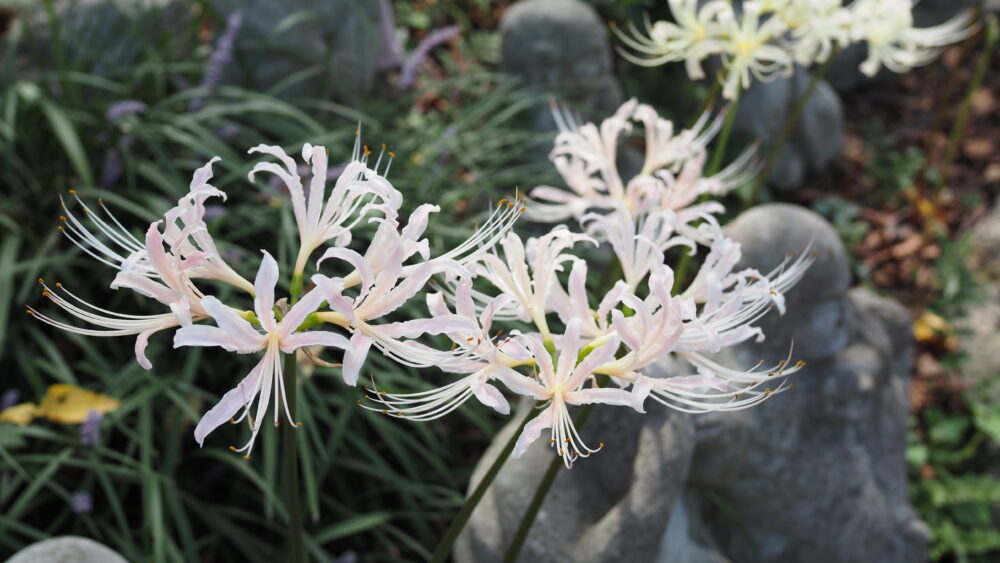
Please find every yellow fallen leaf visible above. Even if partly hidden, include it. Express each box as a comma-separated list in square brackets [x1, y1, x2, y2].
[0, 402, 40, 425]
[914, 311, 956, 350]
[36, 384, 120, 424]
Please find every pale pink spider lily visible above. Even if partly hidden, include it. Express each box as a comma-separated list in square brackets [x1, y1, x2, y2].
[505, 319, 634, 468]
[358, 276, 534, 419]
[29, 221, 211, 369]
[173, 251, 350, 457]
[247, 137, 403, 277]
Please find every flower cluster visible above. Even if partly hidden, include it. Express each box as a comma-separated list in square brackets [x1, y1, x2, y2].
[616, 0, 975, 99]
[32, 101, 809, 468]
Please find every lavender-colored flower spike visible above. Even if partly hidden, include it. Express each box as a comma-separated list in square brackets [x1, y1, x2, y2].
[105, 100, 147, 122]
[190, 11, 243, 112]
[400, 25, 460, 90]
[0, 389, 18, 410]
[71, 491, 93, 514]
[80, 409, 102, 447]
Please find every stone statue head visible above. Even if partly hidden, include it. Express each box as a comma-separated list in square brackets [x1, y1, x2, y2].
[727, 203, 852, 360]
[500, 0, 614, 108]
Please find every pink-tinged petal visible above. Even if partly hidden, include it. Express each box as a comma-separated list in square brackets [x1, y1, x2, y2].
[377, 315, 474, 338]
[365, 259, 463, 319]
[342, 333, 373, 386]
[279, 286, 327, 338]
[199, 296, 264, 347]
[280, 330, 351, 353]
[311, 275, 357, 321]
[629, 376, 655, 413]
[521, 334, 555, 388]
[402, 204, 439, 258]
[135, 326, 169, 370]
[494, 368, 549, 400]
[169, 299, 193, 327]
[316, 248, 373, 291]
[174, 325, 263, 353]
[470, 378, 510, 415]
[111, 271, 176, 306]
[513, 406, 554, 459]
[568, 336, 620, 390]
[563, 387, 633, 408]
[193, 358, 265, 446]
[480, 294, 513, 335]
[426, 292, 451, 318]
[612, 309, 642, 352]
[254, 251, 279, 332]
[555, 318, 583, 384]
[303, 144, 327, 231]
[190, 156, 222, 193]
[248, 145, 306, 229]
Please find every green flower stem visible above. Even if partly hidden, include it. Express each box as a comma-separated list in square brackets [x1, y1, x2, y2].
[706, 94, 741, 178]
[282, 351, 305, 563]
[937, 14, 998, 199]
[429, 405, 543, 563]
[749, 48, 840, 204]
[502, 396, 600, 563]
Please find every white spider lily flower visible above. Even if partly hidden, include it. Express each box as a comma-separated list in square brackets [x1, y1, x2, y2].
[247, 137, 402, 276]
[312, 220, 472, 385]
[360, 277, 531, 420]
[849, 0, 974, 77]
[158, 157, 254, 294]
[548, 260, 630, 340]
[173, 251, 350, 457]
[529, 101, 755, 227]
[29, 221, 211, 370]
[475, 226, 593, 339]
[781, 0, 854, 65]
[55, 158, 253, 294]
[505, 319, 633, 468]
[582, 206, 692, 290]
[714, 2, 794, 100]
[613, 0, 731, 75]
[629, 350, 803, 414]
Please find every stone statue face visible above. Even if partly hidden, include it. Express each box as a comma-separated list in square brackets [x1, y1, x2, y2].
[500, 0, 612, 104]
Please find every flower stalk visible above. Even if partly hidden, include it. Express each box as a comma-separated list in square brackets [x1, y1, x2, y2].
[282, 350, 305, 563]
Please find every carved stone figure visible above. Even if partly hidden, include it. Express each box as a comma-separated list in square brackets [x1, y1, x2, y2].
[500, 0, 624, 131]
[455, 204, 926, 563]
[734, 67, 844, 191]
[7, 536, 128, 563]
[684, 204, 927, 563]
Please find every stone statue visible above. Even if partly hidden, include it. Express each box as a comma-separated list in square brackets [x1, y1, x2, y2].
[684, 204, 927, 562]
[734, 67, 844, 191]
[455, 204, 926, 563]
[499, 0, 624, 132]
[7, 536, 128, 563]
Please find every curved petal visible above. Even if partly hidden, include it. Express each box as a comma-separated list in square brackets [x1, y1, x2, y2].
[193, 358, 266, 446]
[563, 387, 633, 407]
[470, 378, 510, 415]
[200, 296, 265, 347]
[280, 330, 351, 353]
[254, 251, 280, 332]
[341, 332, 373, 386]
[513, 406, 554, 459]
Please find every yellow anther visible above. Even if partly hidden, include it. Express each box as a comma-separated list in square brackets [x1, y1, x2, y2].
[229, 446, 238, 452]
[295, 422, 302, 427]
[55, 282, 62, 287]
[796, 361, 807, 367]
[229, 417, 236, 423]
[243, 455, 250, 460]
[355, 399, 361, 406]
[68, 189, 77, 195]
[380, 409, 388, 415]
[599, 442, 604, 448]
[381, 143, 387, 150]
[59, 216, 67, 221]
[548, 439, 556, 444]
[388, 151, 396, 157]
[768, 372, 775, 377]
[57, 226, 64, 231]
[37, 278, 44, 284]
[25, 310, 35, 315]
[764, 388, 772, 394]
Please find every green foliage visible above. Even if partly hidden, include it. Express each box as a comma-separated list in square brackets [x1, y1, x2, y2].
[0, 1, 551, 560]
[909, 397, 1000, 562]
[863, 120, 926, 197]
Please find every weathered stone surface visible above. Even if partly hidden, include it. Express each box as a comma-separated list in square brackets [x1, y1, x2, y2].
[7, 536, 129, 563]
[500, 0, 623, 131]
[735, 69, 844, 191]
[683, 204, 926, 563]
[209, 0, 391, 102]
[957, 204, 1000, 398]
[454, 364, 697, 563]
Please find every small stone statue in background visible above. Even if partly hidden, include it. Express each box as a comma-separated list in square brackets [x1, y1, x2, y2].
[684, 203, 927, 563]
[7, 536, 128, 563]
[456, 204, 926, 563]
[500, 0, 624, 131]
[734, 68, 844, 191]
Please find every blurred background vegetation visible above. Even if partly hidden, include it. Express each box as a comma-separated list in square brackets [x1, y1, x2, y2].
[0, 0, 997, 561]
